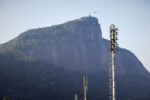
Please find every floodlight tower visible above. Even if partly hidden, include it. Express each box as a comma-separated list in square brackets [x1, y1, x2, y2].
[109, 24, 118, 100]
[83, 76, 88, 100]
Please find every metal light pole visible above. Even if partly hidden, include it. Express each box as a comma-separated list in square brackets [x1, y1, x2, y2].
[74, 94, 78, 100]
[83, 76, 88, 100]
[109, 24, 118, 100]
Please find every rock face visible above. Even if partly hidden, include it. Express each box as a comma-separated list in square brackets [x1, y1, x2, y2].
[25, 17, 103, 72]
[0, 16, 150, 100]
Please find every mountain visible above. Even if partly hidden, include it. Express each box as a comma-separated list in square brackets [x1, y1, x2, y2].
[0, 16, 150, 100]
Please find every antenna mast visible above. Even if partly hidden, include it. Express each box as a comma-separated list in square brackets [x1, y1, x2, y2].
[109, 24, 118, 100]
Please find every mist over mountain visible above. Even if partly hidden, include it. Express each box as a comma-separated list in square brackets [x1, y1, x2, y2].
[0, 16, 150, 100]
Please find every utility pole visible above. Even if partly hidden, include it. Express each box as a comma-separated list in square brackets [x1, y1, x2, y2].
[83, 76, 88, 100]
[109, 24, 118, 100]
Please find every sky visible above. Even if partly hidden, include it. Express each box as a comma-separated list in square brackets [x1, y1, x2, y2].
[0, 0, 150, 71]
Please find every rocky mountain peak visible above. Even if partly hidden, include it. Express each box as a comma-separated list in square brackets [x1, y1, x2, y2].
[0, 16, 150, 100]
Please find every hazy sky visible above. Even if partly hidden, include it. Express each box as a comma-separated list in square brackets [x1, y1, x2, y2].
[0, 0, 150, 71]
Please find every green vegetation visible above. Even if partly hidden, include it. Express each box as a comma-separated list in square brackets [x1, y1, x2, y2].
[2, 97, 8, 100]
